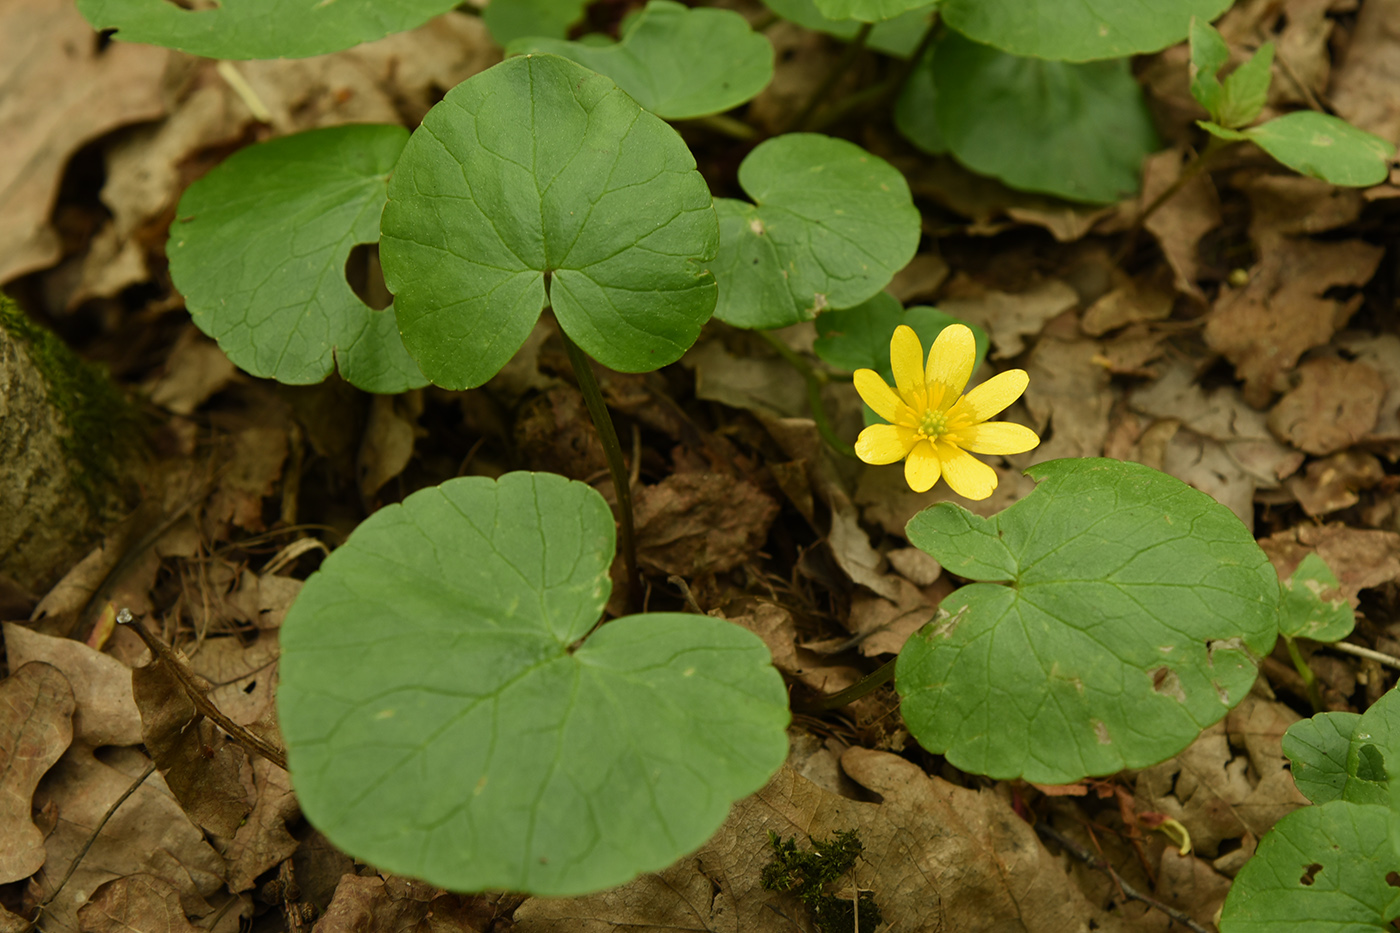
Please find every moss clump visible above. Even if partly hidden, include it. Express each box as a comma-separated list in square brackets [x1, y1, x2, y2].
[761, 830, 881, 933]
[0, 294, 142, 513]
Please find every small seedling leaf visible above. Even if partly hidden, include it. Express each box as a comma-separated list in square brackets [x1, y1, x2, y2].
[484, 0, 589, 45]
[1188, 16, 1230, 120]
[1244, 111, 1396, 187]
[77, 0, 458, 59]
[1278, 553, 1354, 641]
[380, 55, 718, 389]
[763, 0, 937, 57]
[927, 31, 1158, 204]
[168, 124, 426, 393]
[898, 458, 1279, 784]
[1219, 42, 1275, 129]
[1219, 801, 1400, 931]
[278, 472, 790, 896]
[941, 0, 1232, 61]
[508, 2, 773, 120]
[711, 134, 920, 328]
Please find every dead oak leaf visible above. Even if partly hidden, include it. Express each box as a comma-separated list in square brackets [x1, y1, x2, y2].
[3, 624, 142, 748]
[77, 874, 199, 933]
[313, 873, 486, 933]
[1329, 0, 1400, 144]
[1204, 236, 1384, 407]
[0, 663, 74, 884]
[1268, 356, 1386, 455]
[1259, 523, 1400, 605]
[1140, 148, 1221, 301]
[937, 276, 1080, 359]
[225, 757, 298, 893]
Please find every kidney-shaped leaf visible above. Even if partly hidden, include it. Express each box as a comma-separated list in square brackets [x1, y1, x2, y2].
[941, 0, 1231, 61]
[278, 472, 790, 896]
[764, 0, 936, 58]
[1278, 552, 1354, 641]
[168, 124, 426, 393]
[77, 0, 459, 59]
[711, 134, 919, 329]
[1283, 712, 1388, 807]
[897, 458, 1280, 784]
[380, 55, 718, 389]
[508, 2, 773, 120]
[927, 31, 1159, 204]
[1220, 801, 1400, 932]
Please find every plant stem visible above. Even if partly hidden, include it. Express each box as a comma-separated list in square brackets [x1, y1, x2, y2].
[558, 329, 642, 614]
[1134, 136, 1234, 230]
[806, 14, 938, 133]
[1284, 636, 1325, 713]
[790, 22, 874, 132]
[679, 113, 757, 140]
[799, 657, 896, 711]
[755, 330, 857, 459]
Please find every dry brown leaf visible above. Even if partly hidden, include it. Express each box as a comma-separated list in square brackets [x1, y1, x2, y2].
[188, 630, 280, 729]
[1241, 173, 1365, 244]
[225, 571, 302, 630]
[826, 490, 902, 600]
[207, 410, 291, 534]
[633, 473, 778, 577]
[1140, 148, 1221, 301]
[0, 0, 171, 284]
[144, 329, 240, 417]
[1022, 334, 1114, 461]
[77, 874, 200, 933]
[0, 663, 74, 883]
[1329, 0, 1400, 143]
[131, 658, 251, 837]
[886, 546, 941, 586]
[224, 757, 298, 893]
[937, 276, 1080, 358]
[1204, 236, 1384, 406]
[722, 601, 801, 676]
[687, 340, 807, 419]
[514, 749, 1123, 933]
[359, 390, 424, 501]
[30, 745, 225, 933]
[3, 624, 142, 747]
[846, 577, 934, 656]
[1336, 332, 1400, 443]
[887, 252, 950, 304]
[1267, 356, 1386, 454]
[1258, 523, 1400, 604]
[513, 385, 608, 481]
[1286, 450, 1386, 515]
[1079, 280, 1174, 336]
[312, 873, 485, 933]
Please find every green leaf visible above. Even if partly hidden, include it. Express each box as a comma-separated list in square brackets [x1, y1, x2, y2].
[711, 134, 920, 329]
[76, 0, 458, 59]
[1188, 16, 1230, 120]
[167, 125, 426, 393]
[1220, 42, 1274, 128]
[380, 55, 719, 389]
[484, 0, 589, 45]
[811, 0, 930, 24]
[894, 46, 947, 155]
[1284, 712, 1390, 807]
[813, 293, 989, 379]
[1219, 801, 1400, 932]
[928, 31, 1159, 204]
[763, 0, 936, 57]
[941, 0, 1232, 61]
[278, 472, 790, 896]
[1189, 18, 1275, 129]
[1278, 553, 1354, 642]
[897, 458, 1280, 784]
[1243, 112, 1396, 187]
[506, 2, 773, 120]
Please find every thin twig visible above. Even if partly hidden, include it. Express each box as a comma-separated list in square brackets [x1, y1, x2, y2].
[1284, 635, 1325, 713]
[1035, 822, 1211, 933]
[795, 657, 896, 712]
[754, 330, 858, 459]
[118, 609, 289, 771]
[25, 761, 157, 932]
[668, 575, 706, 615]
[1326, 640, 1400, 671]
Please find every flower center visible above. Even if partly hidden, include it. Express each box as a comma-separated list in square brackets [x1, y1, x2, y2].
[917, 408, 947, 438]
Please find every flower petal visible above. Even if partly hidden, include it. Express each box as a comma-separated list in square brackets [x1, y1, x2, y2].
[853, 369, 907, 424]
[890, 325, 926, 409]
[925, 323, 976, 407]
[856, 424, 917, 465]
[904, 439, 941, 492]
[936, 441, 998, 500]
[958, 421, 1041, 455]
[947, 369, 1029, 425]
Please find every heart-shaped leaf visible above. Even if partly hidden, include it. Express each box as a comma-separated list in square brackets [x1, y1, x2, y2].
[1220, 801, 1400, 931]
[711, 133, 920, 329]
[1284, 686, 1400, 807]
[168, 124, 427, 393]
[508, 2, 773, 120]
[380, 55, 719, 389]
[897, 458, 1279, 784]
[1278, 552, 1353, 641]
[77, 0, 459, 59]
[484, 0, 589, 45]
[278, 472, 790, 896]
[910, 31, 1159, 204]
[763, 0, 937, 57]
[940, 0, 1231, 61]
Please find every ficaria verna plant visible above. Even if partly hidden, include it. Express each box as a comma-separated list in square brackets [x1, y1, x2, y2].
[70, 0, 1400, 920]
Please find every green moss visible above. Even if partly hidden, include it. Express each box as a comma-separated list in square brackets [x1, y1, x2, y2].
[761, 830, 881, 933]
[0, 293, 142, 513]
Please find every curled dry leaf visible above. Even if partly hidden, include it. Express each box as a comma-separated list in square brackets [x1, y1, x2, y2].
[1267, 356, 1386, 455]
[3, 624, 142, 748]
[0, 663, 74, 884]
[1140, 149, 1221, 302]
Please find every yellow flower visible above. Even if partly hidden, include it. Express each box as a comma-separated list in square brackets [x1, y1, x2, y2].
[854, 324, 1039, 499]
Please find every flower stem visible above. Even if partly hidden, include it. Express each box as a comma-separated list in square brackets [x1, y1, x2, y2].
[755, 330, 858, 459]
[799, 657, 896, 711]
[1284, 636, 1325, 713]
[790, 21, 874, 132]
[558, 328, 642, 614]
